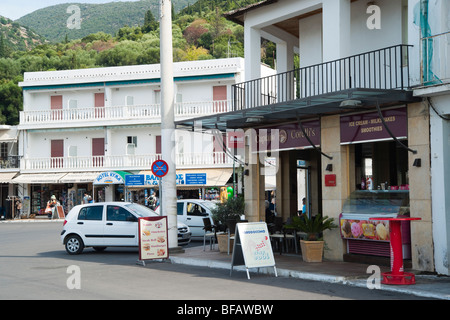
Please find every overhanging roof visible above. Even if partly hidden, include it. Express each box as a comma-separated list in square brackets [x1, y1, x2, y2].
[175, 88, 420, 132]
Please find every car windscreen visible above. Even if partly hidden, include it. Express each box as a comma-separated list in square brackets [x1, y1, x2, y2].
[124, 203, 158, 218]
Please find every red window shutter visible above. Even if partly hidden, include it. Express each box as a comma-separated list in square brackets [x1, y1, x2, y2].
[51, 95, 63, 120]
[51, 139, 64, 168]
[51, 96, 63, 109]
[92, 138, 105, 167]
[213, 86, 227, 112]
[94, 93, 105, 107]
[92, 138, 105, 156]
[156, 135, 161, 154]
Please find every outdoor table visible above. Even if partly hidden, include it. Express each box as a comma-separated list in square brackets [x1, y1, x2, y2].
[370, 216, 421, 285]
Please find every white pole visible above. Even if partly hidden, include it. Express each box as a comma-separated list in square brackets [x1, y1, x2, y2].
[160, 0, 178, 250]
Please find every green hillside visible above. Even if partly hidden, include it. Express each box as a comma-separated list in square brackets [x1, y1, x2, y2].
[0, 16, 46, 53]
[16, 0, 162, 42]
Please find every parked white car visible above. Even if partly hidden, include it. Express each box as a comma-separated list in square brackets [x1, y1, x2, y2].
[156, 199, 217, 238]
[61, 202, 191, 255]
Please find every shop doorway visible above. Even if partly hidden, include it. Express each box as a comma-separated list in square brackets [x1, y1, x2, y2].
[294, 149, 321, 220]
[297, 161, 311, 218]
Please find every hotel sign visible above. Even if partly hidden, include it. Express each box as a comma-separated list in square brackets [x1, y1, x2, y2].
[340, 107, 407, 144]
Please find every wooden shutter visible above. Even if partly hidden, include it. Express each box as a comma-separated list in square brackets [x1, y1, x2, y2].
[213, 86, 227, 112]
[156, 135, 161, 154]
[94, 93, 105, 118]
[51, 139, 64, 168]
[92, 138, 105, 167]
[51, 95, 63, 120]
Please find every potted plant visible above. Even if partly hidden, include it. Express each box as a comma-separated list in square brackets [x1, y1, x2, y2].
[211, 195, 245, 253]
[285, 214, 337, 262]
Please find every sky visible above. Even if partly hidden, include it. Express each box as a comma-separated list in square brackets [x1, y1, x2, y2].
[1, 0, 141, 20]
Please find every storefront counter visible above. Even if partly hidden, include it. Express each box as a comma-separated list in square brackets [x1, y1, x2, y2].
[339, 190, 411, 259]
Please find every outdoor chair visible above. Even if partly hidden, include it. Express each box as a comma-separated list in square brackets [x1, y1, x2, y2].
[202, 217, 217, 251]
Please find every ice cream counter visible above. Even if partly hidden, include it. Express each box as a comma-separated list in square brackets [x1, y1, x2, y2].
[339, 190, 411, 259]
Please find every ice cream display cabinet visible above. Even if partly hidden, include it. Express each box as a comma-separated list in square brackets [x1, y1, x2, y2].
[339, 190, 411, 259]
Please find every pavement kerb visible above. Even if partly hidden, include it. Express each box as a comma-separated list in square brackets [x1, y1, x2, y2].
[168, 255, 450, 300]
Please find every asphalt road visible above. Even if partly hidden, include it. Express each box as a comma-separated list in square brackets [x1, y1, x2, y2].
[0, 221, 431, 304]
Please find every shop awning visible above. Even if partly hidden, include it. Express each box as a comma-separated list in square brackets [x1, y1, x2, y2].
[176, 88, 420, 132]
[0, 172, 19, 183]
[11, 173, 67, 184]
[59, 172, 103, 183]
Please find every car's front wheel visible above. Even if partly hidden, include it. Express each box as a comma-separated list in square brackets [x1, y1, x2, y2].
[65, 235, 84, 255]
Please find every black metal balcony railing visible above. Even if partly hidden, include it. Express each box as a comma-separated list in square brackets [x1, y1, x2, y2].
[232, 45, 412, 110]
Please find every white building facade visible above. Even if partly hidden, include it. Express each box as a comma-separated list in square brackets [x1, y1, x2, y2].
[17, 58, 259, 215]
[175, 0, 447, 274]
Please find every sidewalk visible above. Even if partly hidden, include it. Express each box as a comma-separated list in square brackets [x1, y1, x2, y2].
[169, 244, 450, 300]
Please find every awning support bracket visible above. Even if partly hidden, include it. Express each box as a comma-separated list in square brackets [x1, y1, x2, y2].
[375, 101, 417, 154]
[296, 113, 333, 160]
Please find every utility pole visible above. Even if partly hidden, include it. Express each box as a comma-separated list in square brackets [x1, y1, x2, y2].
[160, 0, 179, 251]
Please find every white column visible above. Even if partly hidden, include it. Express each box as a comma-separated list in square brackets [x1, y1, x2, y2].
[322, 0, 351, 61]
[244, 25, 261, 81]
[160, 0, 178, 249]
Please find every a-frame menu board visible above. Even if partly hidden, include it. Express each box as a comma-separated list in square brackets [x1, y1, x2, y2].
[230, 222, 277, 279]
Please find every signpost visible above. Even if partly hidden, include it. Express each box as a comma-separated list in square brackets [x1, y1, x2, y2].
[230, 222, 277, 279]
[138, 216, 169, 266]
[151, 160, 169, 214]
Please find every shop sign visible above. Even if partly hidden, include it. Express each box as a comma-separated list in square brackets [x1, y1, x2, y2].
[325, 174, 337, 187]
[138, 216, 169, 261]
[251, 120, 321, 152]
[144, 173, 206, 186]
[185, 173, 207, 185]
[94, 171, 124, 185]
[125, 174, 145, 186]
[340, 107, 407, 144]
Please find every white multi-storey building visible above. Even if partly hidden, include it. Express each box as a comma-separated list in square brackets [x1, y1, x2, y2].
[16, 58, 273, 215]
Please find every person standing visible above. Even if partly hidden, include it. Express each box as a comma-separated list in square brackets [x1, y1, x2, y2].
[46, 195, 60, 219]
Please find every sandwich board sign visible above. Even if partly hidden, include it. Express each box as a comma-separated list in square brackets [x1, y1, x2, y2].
[138, 216, 169, 266]
[230, 222, 277, 279]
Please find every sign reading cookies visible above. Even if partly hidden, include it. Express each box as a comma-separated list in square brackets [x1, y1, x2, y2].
[138, 216, 169, 261]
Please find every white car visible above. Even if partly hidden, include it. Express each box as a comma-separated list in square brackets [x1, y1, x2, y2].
[156, 199, 217, 238]
[61, 202, 191, 255]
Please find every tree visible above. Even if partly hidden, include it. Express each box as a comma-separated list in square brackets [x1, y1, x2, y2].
[143, 9, 158, 33]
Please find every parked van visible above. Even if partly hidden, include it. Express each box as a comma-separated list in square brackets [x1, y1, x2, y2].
[156, 199, 217, 238]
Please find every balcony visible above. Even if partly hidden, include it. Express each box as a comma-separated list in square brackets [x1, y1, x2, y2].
[176, 45, 419, 132]
[0, 155, 20, 170]
[232, 45, 413, 110]
[21, 152, 234, 173]
[19, 100, 230, 128]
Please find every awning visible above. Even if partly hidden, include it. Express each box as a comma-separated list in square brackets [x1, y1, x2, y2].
[138, 168, 233, 188]
[59, 172, 103, 183]
[0, 172, 19, 183]
[12, 173, 67, 184]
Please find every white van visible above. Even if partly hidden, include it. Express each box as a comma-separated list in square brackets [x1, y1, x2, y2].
[157, 199, 217, 238]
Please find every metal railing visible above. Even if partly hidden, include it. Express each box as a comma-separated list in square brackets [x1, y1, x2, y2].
[20, 100, 231, 125]
[22, 152, 233, 172]
[232, 45, 413, 110]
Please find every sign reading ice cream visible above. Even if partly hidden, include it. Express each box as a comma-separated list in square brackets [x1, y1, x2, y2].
[138, 216, 169, 261]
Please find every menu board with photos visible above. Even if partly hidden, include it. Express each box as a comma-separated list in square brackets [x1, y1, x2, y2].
[138, 216, 169, 261]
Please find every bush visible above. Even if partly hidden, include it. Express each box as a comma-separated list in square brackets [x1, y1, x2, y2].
[211, 195, 244, 226]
